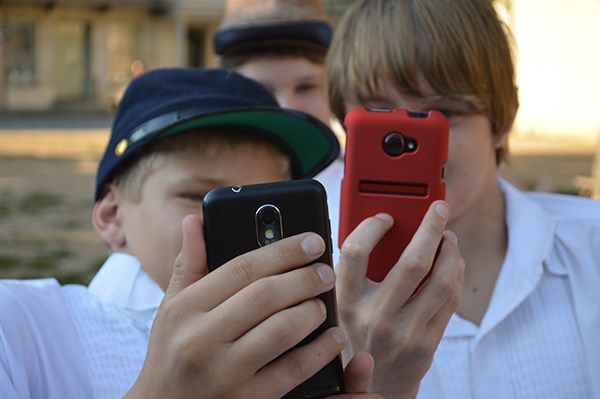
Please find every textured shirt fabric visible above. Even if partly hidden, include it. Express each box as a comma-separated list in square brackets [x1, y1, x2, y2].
[2, 178, 599, 399]
[0, 253, 163, 399]
[418, 179, 600, 399]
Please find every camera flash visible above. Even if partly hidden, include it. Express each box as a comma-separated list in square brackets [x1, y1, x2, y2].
[264, 229, 275, 239]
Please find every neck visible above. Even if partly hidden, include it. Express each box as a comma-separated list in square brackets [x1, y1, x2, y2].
[450, 179, 508, 325]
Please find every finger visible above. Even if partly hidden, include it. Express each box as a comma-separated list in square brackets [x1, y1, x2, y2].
[177, 232, 326, 312]
[212, 263, 336, 341]
[382, 201, 450, 305]
[342, 351, 375, 394]
[337, 214, 394, 299]
[410, 230, 464, 321]
[251, 327, 347, 399]
[163, 214, 208, 304]
[233, 298, 328, 371]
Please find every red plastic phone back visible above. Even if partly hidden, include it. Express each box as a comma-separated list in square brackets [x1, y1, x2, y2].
[339, 108, 448, 282]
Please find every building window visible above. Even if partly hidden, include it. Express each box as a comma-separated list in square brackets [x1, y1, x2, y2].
[187, 27, 206, 67]
[2, 20, 36, 85]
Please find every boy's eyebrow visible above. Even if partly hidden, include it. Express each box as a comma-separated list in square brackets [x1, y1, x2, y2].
[296, 72, 323, 82]
[175, 175, 229, 187]
[197, 177, 229, 185]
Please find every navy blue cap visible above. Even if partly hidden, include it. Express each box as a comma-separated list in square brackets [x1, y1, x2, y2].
[214, 20, 332, 56]
[95, 68, 340, 201]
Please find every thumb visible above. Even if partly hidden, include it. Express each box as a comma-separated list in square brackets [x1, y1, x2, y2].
[343, 351, 375, 394]
[163, 214, 208, 303]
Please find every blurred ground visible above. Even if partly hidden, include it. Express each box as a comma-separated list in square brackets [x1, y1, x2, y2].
[0, 111, 597, 284]
[0, 111, 111, 284]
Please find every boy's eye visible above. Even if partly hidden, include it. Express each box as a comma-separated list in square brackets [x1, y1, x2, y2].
[296, 83, 319, 93]
[183, 193, 206, 202]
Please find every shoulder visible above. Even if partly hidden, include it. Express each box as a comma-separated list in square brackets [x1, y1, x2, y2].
[0, 278, 63, 313]
[0, 279, 93, 397]
[0, 278, 69, 344]
[525, 191, 600, 223]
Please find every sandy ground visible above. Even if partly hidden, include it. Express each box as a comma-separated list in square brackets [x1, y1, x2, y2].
[0, 123, 597, 284]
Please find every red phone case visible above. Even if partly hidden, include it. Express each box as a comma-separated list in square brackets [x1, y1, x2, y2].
[339, 107, 449, 282]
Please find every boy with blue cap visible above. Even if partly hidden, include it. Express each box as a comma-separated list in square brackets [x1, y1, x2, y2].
[0, 67, 381, 398]
[0, 66, 463, 398]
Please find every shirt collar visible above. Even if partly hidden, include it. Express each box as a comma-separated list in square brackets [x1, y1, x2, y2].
[445, 179, 558, 339]
[88, 253, 164, 313]
[500, 178, 561, 276]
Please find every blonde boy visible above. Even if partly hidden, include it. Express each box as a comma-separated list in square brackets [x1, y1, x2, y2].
[328, 1, 600, 398]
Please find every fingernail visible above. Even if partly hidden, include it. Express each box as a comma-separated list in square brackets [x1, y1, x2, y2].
[435, 202, 450, 220]
[317, 299, 327, 316]
[444, 230, 458, 244]
[317, 264, 335, 285]
[375, 213, 393, 223]
[331, 327, 347, 345]
[301, 235, 324, 257]
[460, 257, 466, 271]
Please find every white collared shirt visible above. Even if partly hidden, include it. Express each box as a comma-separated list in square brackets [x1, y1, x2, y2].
[0, 253, 163, 399]
[418, 180, 600, 399]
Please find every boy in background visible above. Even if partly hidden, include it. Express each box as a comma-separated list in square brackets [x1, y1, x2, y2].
[214, 0, 345, 261]
[328, 1, 600, 398]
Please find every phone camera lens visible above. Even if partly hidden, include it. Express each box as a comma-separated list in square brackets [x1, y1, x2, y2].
[256, 204, 283, 246]
[383, 132, 417, 156]
[258, 206, 279, 225]
[383, 132, 406, 156]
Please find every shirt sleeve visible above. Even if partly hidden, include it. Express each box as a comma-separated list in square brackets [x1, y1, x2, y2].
[0, 279, 93, 399]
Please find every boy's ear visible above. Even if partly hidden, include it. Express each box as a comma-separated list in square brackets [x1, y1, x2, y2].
[92, 184, 126, 248]
[495, 86, 520, 149]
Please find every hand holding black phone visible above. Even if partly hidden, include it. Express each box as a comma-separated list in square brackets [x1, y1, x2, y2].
[202, 179, 344, 399]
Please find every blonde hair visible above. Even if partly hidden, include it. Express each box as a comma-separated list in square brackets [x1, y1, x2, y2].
[327, 0, 517, 163]
[112, 128, 291, 201]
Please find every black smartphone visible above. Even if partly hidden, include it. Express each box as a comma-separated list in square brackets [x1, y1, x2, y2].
[202, 179, 345, 399]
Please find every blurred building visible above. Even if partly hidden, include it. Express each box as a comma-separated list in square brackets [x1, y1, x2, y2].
[0, 0, 224, 111]
[1, 0, 599, 145]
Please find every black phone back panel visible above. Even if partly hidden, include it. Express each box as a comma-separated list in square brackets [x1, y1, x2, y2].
[202, 179, 344, 399]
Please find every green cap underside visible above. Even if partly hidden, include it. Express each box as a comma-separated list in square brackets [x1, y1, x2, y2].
[160, 111, 330, 177]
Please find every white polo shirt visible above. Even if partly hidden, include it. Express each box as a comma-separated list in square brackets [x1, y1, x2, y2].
[418, 180, 600, 399]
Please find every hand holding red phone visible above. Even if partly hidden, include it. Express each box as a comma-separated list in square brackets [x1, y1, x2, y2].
[339, 107, 449, 282]
[336, 201, 465, 399]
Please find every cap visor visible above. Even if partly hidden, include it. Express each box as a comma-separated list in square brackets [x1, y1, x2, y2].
[159, 108, 339, 178]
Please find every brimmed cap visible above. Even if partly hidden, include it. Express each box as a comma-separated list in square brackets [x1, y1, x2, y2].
[95, 68, 340, 201]
[214, 0, 332, 56]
